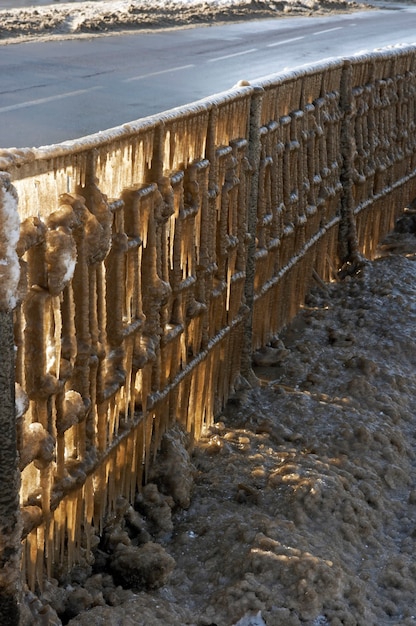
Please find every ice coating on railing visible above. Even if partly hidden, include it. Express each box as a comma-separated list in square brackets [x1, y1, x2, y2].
[2, 43, 416, 592]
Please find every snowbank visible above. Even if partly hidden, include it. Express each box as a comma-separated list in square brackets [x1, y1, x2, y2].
[0, 0, 372, 45]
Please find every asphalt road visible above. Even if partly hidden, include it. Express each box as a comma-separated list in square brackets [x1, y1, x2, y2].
[1, 5, 415, 149]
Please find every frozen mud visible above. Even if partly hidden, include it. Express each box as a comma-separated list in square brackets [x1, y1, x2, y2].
[24, 219, 416, 625]
[0, 0, 372, 45]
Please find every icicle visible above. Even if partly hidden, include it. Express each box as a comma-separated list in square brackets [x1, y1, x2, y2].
[129, 428, 139, 502]
[97, 403, 108, 452]
[75, 492, 83, 562]
[123, 435, 134, 503]
[28, 529, 37, 592]
[46, 517, 54, 580]
[194, 361, 207, 439]
[152, 404, 162, 456]
[162, 341, 170, 386]
[168, 209, 176, 272]
[54, 500, 64, 569]
[202, 357, 213, 434]
[226, 264, 233, 313]
[138, 198, 147, 250]
[84, 475, 94, 530]
[108, 397, 117, 445]
[93, 463, 106, 535]
[77, 418, 86, 462]
[36, 524, 45, 592]
[180, 223, 186, 276]
[107, 452, 116, 516]
[125, 250, 133, 323]
[129, 371, 136, 425]
[144, 411, 154, 481]
[64, 427, 75, 461]
[135, 369, 143, 416]
[66, 497, 74, 571]
[123, 341, 133, 421]
[135, 419, 145, 491]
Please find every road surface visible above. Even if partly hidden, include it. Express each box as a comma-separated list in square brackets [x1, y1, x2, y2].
[1, 5, 415, 148]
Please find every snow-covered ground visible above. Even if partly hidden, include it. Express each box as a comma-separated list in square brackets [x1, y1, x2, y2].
[0, 0, 372, 45]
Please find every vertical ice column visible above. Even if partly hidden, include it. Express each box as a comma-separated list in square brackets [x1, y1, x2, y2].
[242, 87, 263, 383]
[0, 172, 22, 626]
[339, 61, 361, 266]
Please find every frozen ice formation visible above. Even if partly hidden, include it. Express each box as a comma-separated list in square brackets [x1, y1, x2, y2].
[0, 173, 20, 311]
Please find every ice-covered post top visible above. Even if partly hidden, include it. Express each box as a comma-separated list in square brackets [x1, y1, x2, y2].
[0, 172, 20, 312]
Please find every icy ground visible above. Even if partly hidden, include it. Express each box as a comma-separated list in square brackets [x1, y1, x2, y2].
[0, 0, 373, 45]
[23, 219, 416, 626]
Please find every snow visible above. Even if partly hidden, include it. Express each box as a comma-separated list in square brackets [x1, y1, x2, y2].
[0, 173, 20, 311]
[233, 611, 268, 626]
[0, 0, 373, 45]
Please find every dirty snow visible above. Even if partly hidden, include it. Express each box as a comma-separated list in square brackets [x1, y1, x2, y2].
[0, 0, 374, 45]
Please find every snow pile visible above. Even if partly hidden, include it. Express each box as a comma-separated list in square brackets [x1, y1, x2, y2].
[0, 0, 371, 44]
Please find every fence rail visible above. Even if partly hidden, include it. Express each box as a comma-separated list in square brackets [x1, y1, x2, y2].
[1, 44, 416, 612]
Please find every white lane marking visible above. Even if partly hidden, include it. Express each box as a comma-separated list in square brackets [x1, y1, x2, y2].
[267, 36, 304, 47]
[124, 64, 195, 82]
[0, 86, 102, 114]
[207, 48, 258, 62]
[313, 26, 344, 35]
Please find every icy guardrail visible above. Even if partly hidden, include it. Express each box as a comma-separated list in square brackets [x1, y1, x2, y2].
[1, 44, 416, 617]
